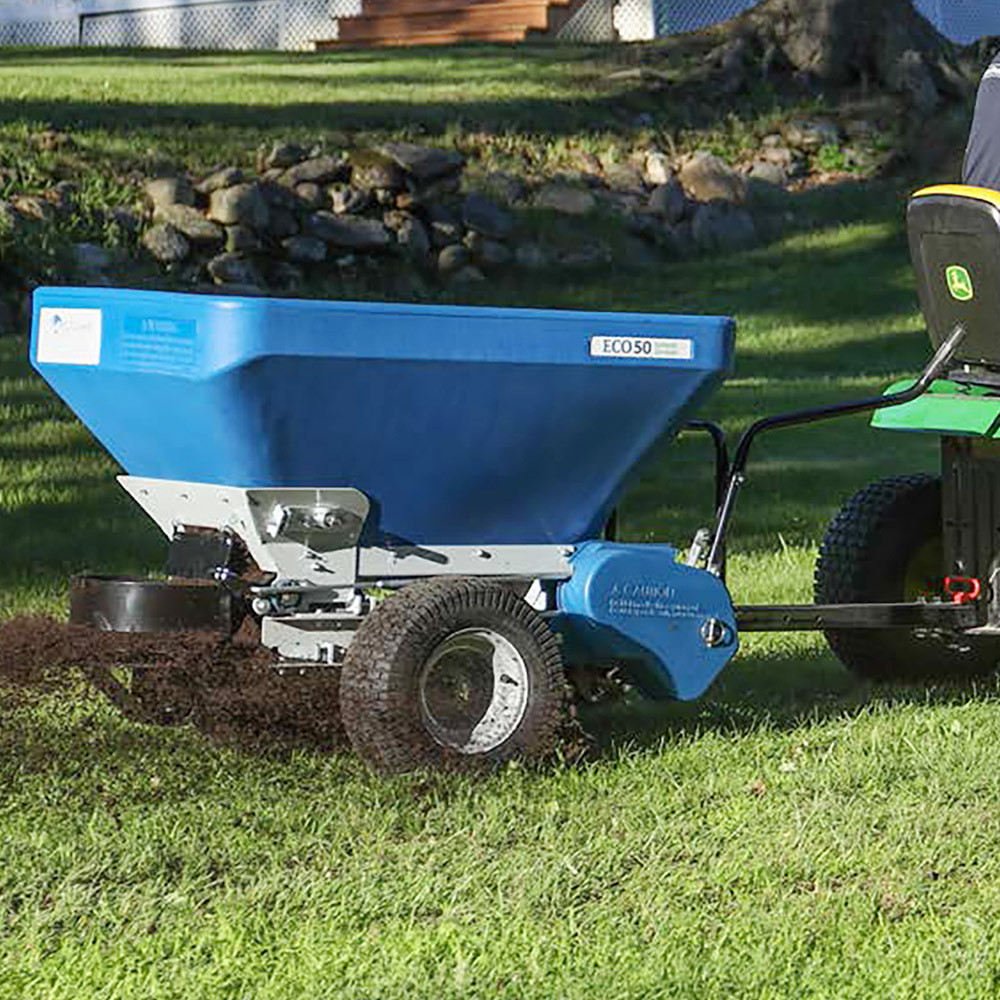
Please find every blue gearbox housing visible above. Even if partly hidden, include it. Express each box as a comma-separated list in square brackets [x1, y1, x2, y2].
[554, 542, 739, 700]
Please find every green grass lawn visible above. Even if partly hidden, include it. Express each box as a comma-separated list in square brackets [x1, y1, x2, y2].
[2, 46, 997, 1000]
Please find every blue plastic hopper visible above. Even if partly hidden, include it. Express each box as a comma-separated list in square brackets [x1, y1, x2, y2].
[31, 288, 734, 546]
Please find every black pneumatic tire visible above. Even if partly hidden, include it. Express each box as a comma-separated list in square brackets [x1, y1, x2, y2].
[340, 578, 566, 775]
[815, 473, 1000, 682]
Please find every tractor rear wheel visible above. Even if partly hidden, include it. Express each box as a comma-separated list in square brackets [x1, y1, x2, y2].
[815, 473, 1000, 682]
[340, 578, 566, 774]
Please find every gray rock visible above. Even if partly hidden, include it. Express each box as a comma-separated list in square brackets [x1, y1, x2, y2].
[419, 175, 461, 202]
[295, 182, 327, 209]
[431, 220, 463, 247]
[463, 193, 514, 240]
[692, 203, 757, 253]
[783, 119, 840, 151]
[644, 151, 674, 187]
[144, 176, 195, 210]
[748, 161, 788, 186]
[264, 141, 308, 171]
[226, 225, 261, 253]
[647, 179, 687, 225]
[71, 242, 113, 273]
[467, 233, 512, 269]
[482, 172, 528, 205]
[679, 151, 746, 205]
[425, 200, 461, 225]
[761, 145, 797, 169]
[142, 224, 190, 264]
[305, 211, 391, 250]
[209, 184, 269, 229]
[197, 167, 244, 195]
[437, 244, 470, 274]
[379, 142, 464, 182]
[207, 252, 261, 287]
[450, 265, 486, 285]
[258, 179, 301, 212]
[155, 203, 225, 244]
[603, 190, 644, 217]
[281, 155, 347, 187]
[605, 164, 646, 193]
[261, 168, 286, 182]
[396, 216, 431, 259]
[534, 184, 596, 216]
[330, 185, 370, 215]
[268, 208, 299, 240]
[283, 235, 327, 264]
[514, 243, 550, 270]
[350, 151, 407, 192]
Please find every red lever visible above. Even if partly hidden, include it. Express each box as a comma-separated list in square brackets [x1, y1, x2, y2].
[944, 576, 982, 605]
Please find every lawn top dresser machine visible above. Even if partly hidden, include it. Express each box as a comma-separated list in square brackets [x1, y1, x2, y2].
[27, 184, 1000, 773]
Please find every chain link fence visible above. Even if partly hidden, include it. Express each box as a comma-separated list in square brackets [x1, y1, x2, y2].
[0, 0, 361, 50]
[565, 0, 1000, 43]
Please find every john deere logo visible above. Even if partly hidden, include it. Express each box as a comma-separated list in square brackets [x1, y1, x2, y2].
[946, 265, 974, 302]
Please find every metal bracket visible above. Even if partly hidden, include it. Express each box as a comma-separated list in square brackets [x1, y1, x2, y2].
[735, 602, 981, 632]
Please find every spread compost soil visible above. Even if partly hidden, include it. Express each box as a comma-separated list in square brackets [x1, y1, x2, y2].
[0, 615, 344, 749]
[0, 615, 593, 764]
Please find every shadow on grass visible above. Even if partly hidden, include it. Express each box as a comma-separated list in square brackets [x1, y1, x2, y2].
[580, 644, 1000, 758]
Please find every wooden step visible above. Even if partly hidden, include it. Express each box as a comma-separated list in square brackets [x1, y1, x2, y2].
[355, 0, 567, 13]
[338, 4, 551, 42]
[315, 27, 527, 49]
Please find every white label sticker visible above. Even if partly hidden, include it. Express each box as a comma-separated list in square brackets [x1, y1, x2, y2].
[37, 308, 102, 366]
[590, 335, 693, 361]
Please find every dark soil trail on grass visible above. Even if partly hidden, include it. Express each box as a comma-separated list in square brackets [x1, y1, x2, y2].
[0, 615, 344, 749]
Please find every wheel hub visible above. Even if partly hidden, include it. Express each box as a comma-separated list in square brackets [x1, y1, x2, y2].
[418, 628, 530, 754]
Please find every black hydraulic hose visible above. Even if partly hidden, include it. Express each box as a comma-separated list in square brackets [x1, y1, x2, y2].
[705, 324, 968, 577]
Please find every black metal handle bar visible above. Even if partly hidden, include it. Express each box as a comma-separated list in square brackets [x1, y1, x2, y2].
[705, 323, 968, 577]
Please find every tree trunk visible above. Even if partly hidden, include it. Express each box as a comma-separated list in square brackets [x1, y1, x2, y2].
[726, 0, 973, 111]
